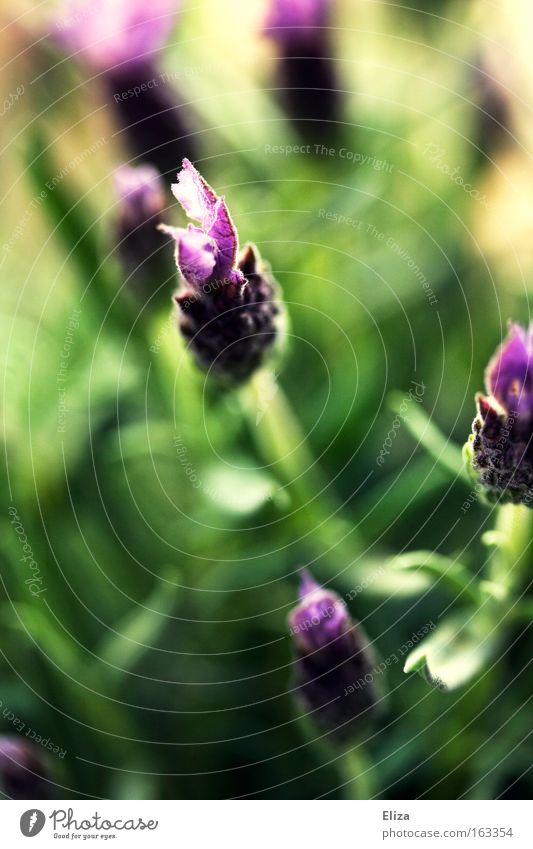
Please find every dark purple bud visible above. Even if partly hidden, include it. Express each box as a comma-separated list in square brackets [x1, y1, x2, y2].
[264, 0, 330, 39]
[104, 63, 196, 178]
[51, 1, 196, 174]
[288, 571, 379, 738]
[0, 737, 51, 799]
[114, 164, 165, 235]
[53, 0, 180, 72]
[467, 322, 533, 505]
[159, 160, 283, 383]
[113, 164, 170, 301]
[472, 55, 513, 161]
[263, 0, 342, 142]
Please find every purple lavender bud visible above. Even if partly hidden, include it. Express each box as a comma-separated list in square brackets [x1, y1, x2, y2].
[53, 0, 179, 73]
[265, 0, 330, 36]
[472, 56, 513, 161]
[467, 322, 533, 505]
[51, 0, 195, 174]
[114, 164, 165, 236]
[113, 164, 169, 300]
[263, 0, 341, 141]
[159, 160, 283, 383]
[288, 571, 379, 738]
[0, 737, 51, 799]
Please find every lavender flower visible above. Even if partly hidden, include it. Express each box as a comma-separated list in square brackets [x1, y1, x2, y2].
[52, 0, 194, 174]
[288, 571, 379, 738]
[263, 0, 341, 141]
[0, 737, 51, 799]
[473, 56, 512, 160]
[466, 322, 533, 505]
[159, 160, 282, 383]
[113, 164, 169, 301]
[54, 0, 177, 72]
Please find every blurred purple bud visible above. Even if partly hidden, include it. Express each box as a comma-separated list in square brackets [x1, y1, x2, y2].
[288, 571, 380, 738]
[53, 0, 180, 73]
[115, 164, 166, 227]
[159, 161, 283, 383]
[51, 0, 196, 175]
[0, 737, 51, 800]
[264, 0, 329, 43]
[473, 56, 513, 160]
[263, 0, 341, 141]
[113, 164, 170, 301]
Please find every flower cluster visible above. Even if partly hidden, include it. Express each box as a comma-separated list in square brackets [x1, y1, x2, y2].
[466, 321, 533, 506]
[159, 159, 283, 383]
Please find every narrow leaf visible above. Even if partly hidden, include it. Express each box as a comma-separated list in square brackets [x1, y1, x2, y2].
[391, 550, 481, 604]
[388, 392, 469, 484]
[404, 612, 496, 692]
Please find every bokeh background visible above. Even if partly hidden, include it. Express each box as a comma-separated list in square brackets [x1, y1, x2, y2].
[0, 0, 532, 799]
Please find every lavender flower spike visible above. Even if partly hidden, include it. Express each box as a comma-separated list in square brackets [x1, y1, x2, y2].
[465, 321, 533, 506]
[159, 160, 283, 383]
[263, 0, 341, 141]
[53, 0, 178, 73]
[51, 0, 195, 175]
[114, 164, 166, 231]
[288, 570, 379, 738]
[0, 737, 51, 799]
[113, 164, 169, 302]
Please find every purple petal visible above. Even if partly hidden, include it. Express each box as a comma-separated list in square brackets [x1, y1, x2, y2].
[208, 198, 238, 280]
[171, 159, 239, 281]
[486, 321, 533, 416]
[177, 225, 216, 286]
[290, 570, 350, 654]
[52, 0, 180, 72]
[298, 568, 321, 599]
[159, 223, 215, 287]
[171, 158, 218, 226]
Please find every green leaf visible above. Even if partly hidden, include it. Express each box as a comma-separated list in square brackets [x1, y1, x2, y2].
[97, 569, 178, 676]
[404, 611, 496, 692]
[202, 462, 288, 515]
[388, 392, 470, 484]
[343, 559, 432, 598]
[23, 127, 139, 346]
[391, 551, 481, 604]
[11, 602, 83, 676]
[24, 127, 110, 299]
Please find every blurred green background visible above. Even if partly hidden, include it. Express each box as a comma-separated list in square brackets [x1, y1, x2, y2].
[0, 0, 531, 799]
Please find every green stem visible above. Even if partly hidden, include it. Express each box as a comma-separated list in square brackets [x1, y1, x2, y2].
[488, 504, 532, 597]
[242, 370, 363, 569]
[338, 744, 377, 799]
[389, 392, 470, 485]
[508, 600, 533, 623]
[296, 713, 376, 799]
